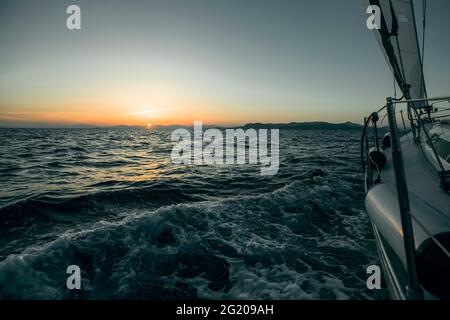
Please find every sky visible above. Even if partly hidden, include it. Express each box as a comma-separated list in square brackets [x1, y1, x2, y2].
[0, 0, 449, 127]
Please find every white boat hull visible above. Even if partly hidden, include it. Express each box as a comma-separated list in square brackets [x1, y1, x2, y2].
[365, 129, 450, 299]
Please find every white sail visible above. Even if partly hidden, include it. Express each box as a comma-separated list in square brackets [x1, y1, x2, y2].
[368, 0, 427, 108]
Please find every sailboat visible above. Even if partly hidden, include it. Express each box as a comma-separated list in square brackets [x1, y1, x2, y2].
[362, 0, 450, 300]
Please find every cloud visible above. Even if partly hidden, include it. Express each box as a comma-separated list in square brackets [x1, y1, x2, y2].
[129, 108, 175, 116]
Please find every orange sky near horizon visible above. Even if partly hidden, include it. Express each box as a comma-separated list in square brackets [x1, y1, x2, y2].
[0, 102, 341, 127]
[0, 79, 348, 126]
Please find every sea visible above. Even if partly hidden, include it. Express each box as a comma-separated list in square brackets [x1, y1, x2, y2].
[0, 127, 388, 299]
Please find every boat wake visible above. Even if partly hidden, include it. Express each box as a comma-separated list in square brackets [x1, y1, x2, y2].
[0, 176, 385, 300]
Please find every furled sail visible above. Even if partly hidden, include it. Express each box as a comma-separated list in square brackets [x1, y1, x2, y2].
[368, 0, 427, 108]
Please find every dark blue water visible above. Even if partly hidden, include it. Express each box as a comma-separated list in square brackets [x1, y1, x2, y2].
[0, 128, 387, 299]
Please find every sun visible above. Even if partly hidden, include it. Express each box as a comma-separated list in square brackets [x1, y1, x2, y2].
[146, 123, 152, 128]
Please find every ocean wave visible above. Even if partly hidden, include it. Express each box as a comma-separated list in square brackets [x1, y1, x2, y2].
[0, 177, 384, 300]
[0, 183, 203, 226]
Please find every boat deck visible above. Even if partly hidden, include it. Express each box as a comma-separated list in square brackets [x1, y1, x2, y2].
[381, 132, 450, 236]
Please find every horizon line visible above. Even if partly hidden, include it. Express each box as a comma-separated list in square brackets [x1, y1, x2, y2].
[0, 120, 363, 129]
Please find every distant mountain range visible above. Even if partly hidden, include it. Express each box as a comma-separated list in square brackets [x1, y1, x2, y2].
[0, 121, 363, 130]
[154, 121, 362, 130]
[240, 121, 362, 130]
